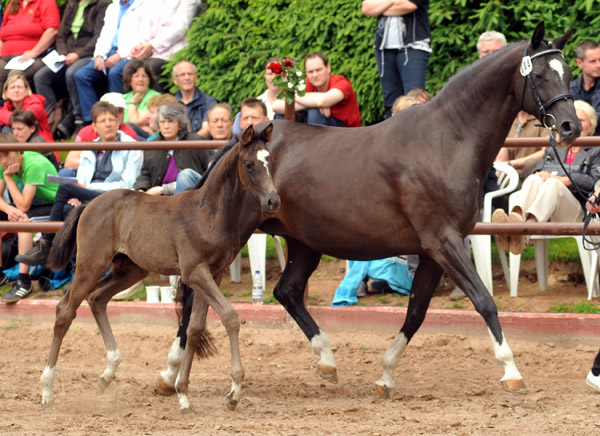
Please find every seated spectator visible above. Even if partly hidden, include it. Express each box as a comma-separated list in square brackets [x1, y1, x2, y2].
[121, 59, 160, 139]
[492, 100, 600, 255]
[64, 92, 139, 177]
[144, 93, 179, 138]
[0, 0, 60, 92]
[33, 0, 110, 138]
[174, 102, 234, 193]
[129, 0, 201, 92]
[391, 95, 416, 115]
[172, 60, 218, 136]
[134, 102, 212, 196]
[74, 0, 149, 125]
[496, 110, 549, 180]
[16, 101, 142, 266]
[406, 88, 433, 104]
[0, 71, 54, 142]
[9, 109, 60, 169]
[273, 52, 361, 127]
[0, 132, 58, 303]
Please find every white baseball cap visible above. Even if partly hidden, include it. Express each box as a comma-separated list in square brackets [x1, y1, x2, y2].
[100, 92, 127, 109]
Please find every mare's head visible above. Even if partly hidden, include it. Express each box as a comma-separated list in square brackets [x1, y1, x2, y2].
[518, 23, 580, 145]
[236, 123, 280, 214]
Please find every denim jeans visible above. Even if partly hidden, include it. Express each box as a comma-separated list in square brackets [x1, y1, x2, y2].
[375, 47, 429, 118]
[174, 168, 202, 194]
[74, 57, 128, 122]
[306, 108, 347, 127]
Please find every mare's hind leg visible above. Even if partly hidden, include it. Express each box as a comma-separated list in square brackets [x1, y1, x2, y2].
[428, 232, 525, 392]
[176, 265, 242, 415]
[271, 238, 337, 382]
[87, 255, 149, 391]
[41, 267, 107, 408]
[376, 255, 443, 398]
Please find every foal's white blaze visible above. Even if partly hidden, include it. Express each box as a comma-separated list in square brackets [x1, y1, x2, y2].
[40, 365, 56, 405]
[311, 331, 336, 368]
[256, 149, 271, 176]
[100, 349, 122, 384]
[376, 332, 408, 390]
[487, 328, 523, 381]
[160, 338, 185, 388]
[549, 59, 565, 80]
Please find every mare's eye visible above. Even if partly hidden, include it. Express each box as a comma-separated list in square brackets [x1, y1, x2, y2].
[245, 161, 253, 171]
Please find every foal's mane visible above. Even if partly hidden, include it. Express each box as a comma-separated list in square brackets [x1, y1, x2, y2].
[190, 138, 238, 191]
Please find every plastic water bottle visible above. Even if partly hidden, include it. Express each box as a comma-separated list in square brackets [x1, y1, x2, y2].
[252, 270, 264, 305]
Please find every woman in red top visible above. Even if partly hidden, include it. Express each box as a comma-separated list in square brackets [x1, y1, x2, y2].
[0, 71, 54, 142]
[0, 0, 60, 92]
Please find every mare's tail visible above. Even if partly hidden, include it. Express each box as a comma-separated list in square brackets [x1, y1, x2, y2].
[175, 282, 217, 358]
[46, 205, 87, 271]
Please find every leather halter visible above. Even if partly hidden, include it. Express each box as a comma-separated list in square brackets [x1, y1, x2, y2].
[519, 44, 573, 129]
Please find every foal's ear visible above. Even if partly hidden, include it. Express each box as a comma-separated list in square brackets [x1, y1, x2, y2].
[552, 29, 574, 51]
[240, 125, 255, 147]
[260, 123, 273, 143]
[531, 22, 545, 49]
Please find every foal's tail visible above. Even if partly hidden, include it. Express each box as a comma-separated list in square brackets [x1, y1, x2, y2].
[175, 282, 217, 358]
[46, 205, 87, 272]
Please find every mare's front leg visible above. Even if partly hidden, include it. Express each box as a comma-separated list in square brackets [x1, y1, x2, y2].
[429, 231, 525, 392]
[376, 255, 443, 398]
[271, 239, 338, 382]
[176, 265, 243, 415]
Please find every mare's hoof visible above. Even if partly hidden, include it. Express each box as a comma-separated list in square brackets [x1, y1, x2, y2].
[317, 364, 338, 384]
[501, 378, 527, 394]
[97, 377, 109, 392]
[375, 383, 395, 399]
[180, 407, 195, 416]
[155, 377, 176, 396]
[226, 398, 238, 411]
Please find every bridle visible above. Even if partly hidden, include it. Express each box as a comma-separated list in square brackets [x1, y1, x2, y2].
[519, 44, 573, 130]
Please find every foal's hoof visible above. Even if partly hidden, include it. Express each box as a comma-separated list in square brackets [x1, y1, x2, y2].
[317, 364, 338, 384]
[97, 377, 110, 392]
[375, 383, 395, 399]
[155, 377, 176, 396]
[41, 401, 54, 410]
[501, 378, 527, 394]
[226, 398, 238, 411]
[180, 407, 195, 417]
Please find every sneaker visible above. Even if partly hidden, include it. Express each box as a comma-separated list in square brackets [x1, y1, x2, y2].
[587, 370, 600, 393]
[356, 281, 368, 297]
[15, 239, 52, 266]
[492, 209, 510, 253]
[1, 280, 34, 304]
[0, 273, 8, 287]
[370, 280, 394, 294]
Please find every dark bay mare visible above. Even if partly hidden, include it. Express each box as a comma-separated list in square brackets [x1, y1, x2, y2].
[39, 125, 280, 414]
[162, 24, 581, 404]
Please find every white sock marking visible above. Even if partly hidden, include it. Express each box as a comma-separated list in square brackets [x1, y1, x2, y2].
[310, 331, 336, 368]
[160, 338, 184, 387]
[376, 332, 408, 388]
[257, 149, 271, 176]
[40, 365, 56, 405]
[100, 349, 122, 384]
[487, 328, 523, 381]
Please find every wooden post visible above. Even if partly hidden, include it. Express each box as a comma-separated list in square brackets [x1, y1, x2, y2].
[284, 100, 295, 121]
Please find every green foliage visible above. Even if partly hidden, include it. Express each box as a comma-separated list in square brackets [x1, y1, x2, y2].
[550, 301, 600, 313]
[172, 0, 596, 125]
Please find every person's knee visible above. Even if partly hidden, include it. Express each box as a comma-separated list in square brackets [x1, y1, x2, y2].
[306, 108, 326, 125]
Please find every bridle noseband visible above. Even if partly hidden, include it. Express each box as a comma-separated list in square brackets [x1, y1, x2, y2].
[519, 44, 573, 129]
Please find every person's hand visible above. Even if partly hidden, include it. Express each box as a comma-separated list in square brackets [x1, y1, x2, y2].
[19, 50, 36, 62]
[6, 205, 25, 222]
[131, 43, 153, 60]
[67, 198, 82, 207]
[587, 195, 600, 214]
[319, 107, 331, 117]
[64, 52, 80, 66]
[536, 171, 550, 181]
[146, 186, 163, 196]
[94, 56, 106, 72]
[3, 162, 21, 176]
[130, 91, 145, 105]
[104, 53, 121, 69]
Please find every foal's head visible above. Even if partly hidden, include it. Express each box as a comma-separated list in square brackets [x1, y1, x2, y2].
[236, 123, 280, 213]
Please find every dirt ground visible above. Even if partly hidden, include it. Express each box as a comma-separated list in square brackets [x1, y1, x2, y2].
[0, 319, 599, 436]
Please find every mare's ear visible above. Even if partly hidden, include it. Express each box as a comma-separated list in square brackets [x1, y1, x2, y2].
[240, 125, 255, 147]
[260, 123, 273, 143]
[531, 22, 545, 49]
[552, 29, 574, 51]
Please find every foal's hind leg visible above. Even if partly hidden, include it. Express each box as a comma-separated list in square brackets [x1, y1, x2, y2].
[376, 255, 443, 398]
[428, 232, 525, 392]
[271, 239, 337, 382]
[87, 256, 148, 391]
[41, 267, 107, 408]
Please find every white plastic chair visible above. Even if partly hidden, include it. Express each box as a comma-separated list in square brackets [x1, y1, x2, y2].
[498, 192, 600, 299]
[468, 162, 519, 295]
[229, 234, 286, 288]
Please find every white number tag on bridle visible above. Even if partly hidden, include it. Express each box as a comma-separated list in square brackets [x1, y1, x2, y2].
[520, 56, 533, 76]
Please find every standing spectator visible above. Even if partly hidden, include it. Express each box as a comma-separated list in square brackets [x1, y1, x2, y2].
[74, 0, 148, 125]
[362, 0, 431, 119]
[33, 0, 110, 138]
[0, 71, 53, 142]
[273, 52, 361, 127]
[172, 60, 218, 136]
[0, 133, 58, 303]
[16, 101, 142, 266]
[476, 31, 507, 58]
[130, 0, 201, 92]
[0, 0, 60, 92]
[569, 40, 600, 135]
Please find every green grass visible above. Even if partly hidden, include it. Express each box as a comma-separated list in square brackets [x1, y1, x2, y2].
[491, 238, 580, 262]
[549, 301, 600, 314]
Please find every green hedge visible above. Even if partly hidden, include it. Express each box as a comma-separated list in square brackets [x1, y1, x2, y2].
[169, 0, 598, 125]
